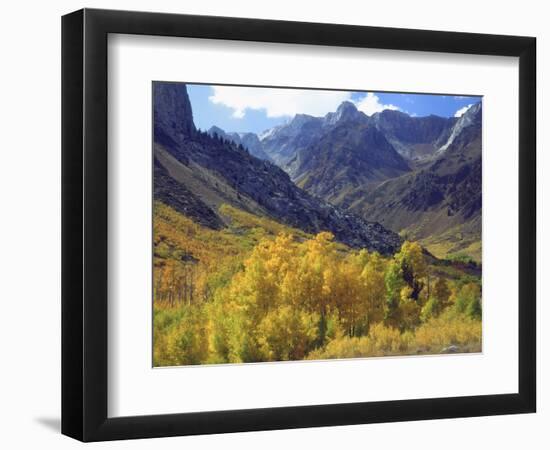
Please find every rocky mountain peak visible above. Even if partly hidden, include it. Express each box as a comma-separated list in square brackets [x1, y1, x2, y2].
[374, 109, 408, 119]
[153, 82, 196, 145]
[325, 101, 362, 125]
[287, 113, 318, 131]
[208, 125, 225, 137]
[463, 102, 482, 122]
[337, 100, 358, 114]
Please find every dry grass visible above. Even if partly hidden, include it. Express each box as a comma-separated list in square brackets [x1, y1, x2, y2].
[307, 313, 481, 361]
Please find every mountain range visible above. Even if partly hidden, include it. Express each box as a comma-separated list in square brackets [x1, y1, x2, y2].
[154, 82, 402, 255]
[352, 103, 482, 259]
[202, 94, 482, 261]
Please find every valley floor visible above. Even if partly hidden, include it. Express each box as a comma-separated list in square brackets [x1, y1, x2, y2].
[153, 202, 482, 367]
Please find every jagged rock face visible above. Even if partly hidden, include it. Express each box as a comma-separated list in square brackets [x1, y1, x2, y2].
[259, 103, 368, 166]
[437, 102, 482, 154]
[371, 110, 456, 160]
[324, 101, 366, 126]
[153, 82, 402, 254]
[288, 122, 410, 204]
[260, 114, 324, 166]
[153, 82, 196, 143]
[354, 103, 482, 240]
[238, 133, 268, 160]
[257, 102, 410, 206]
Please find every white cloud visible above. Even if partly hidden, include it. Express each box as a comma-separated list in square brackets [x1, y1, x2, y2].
[454, 104, 473, 117]
[208, 86, 351, 118]
[353, 93, 400, 115]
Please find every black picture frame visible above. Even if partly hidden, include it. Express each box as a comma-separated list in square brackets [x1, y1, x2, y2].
[62, 8, 536, 442]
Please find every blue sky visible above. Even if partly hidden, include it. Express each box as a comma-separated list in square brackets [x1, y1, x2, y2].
[187, 83, 481, 135]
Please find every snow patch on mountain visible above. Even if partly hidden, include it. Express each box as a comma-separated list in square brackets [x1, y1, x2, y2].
[438, 102, 481, 154]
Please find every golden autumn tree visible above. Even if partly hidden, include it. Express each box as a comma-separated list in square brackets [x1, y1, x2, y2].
[395, 241, 427, 302]
[359, 252, 387, 329]
[256, 306, 319, 361]
[383, 241, 428, 330]
[328, 256, 365, 337]
[209, 233, 324, 362]
[293, 232, 339, 345]
[384, 259, 404, 328]
[421, 277, 452, 321]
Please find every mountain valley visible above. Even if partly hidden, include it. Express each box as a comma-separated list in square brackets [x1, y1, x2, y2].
[205, 95, 482, 261]
[152, 82, 483, 366]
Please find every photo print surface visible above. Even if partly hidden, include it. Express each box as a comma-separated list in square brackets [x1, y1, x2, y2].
[152, 82, 482, 367]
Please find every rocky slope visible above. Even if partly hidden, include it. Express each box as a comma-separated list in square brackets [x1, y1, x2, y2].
[370, 110, 456, 161]
[257, 102, 411, 205]
[351, 102, 482, 259]
[260, 114, 325, 167]
[288, 117, 411, 206]
[436, 102, 482, 154]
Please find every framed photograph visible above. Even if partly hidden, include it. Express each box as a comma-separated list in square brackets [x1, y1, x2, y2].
[62, 8, 536, 441]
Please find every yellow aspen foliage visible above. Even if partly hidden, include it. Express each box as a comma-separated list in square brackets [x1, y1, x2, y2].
[331, 258, 365, 337]
[256, 306, 319, 361]
[359, 252, 387, 327]
[152, 201, 481, 366]
[395, 241, 427, 301]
